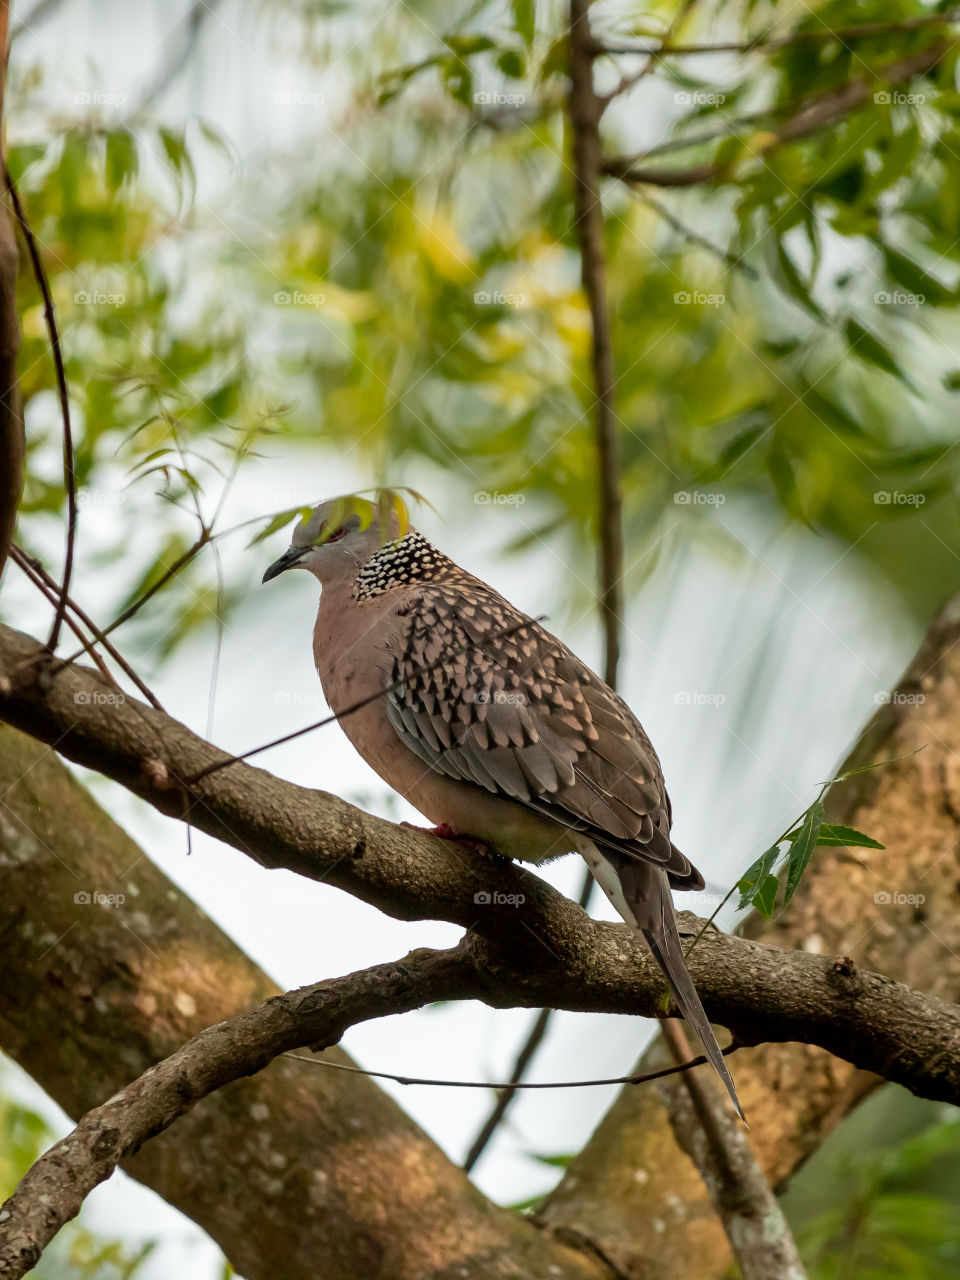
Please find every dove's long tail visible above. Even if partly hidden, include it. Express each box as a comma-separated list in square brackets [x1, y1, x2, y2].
[580, 843, 745, 1122]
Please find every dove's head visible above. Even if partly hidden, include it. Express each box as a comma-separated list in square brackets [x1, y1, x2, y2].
[261, 494, 428, 590]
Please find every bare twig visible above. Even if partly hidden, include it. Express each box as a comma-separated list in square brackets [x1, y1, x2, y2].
[57, 529, 211, 666]
[3, 164, 76, 651]
[11, 547, 117, 687]
[0, 1, 24, 589]
[596, 10, 960, 61]
[289, 1038, 741, 1092]
[663, 1021, 808, 1280]
[603, 44, 948, 188]
[569, 0, 623, 688]
[12, 543, 165, 710]
[631, 187, 757, 276]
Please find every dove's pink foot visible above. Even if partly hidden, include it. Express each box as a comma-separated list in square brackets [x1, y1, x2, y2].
[401, 820, 495, 857]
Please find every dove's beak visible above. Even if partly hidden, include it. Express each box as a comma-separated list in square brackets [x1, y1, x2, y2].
[262, 545, 309, 584]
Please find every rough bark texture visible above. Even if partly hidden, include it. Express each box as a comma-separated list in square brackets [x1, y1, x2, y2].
[0, 724, 605, 1280]
[540, 594, 960, 1278]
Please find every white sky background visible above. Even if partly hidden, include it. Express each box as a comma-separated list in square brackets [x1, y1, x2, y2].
[1, 1, 931, 1276]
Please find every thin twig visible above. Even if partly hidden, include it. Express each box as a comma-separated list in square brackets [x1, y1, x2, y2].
[57, 530, 211, 667]
[632, 188, 758, 276]
[601, 0, 699, 105]
[569, 0, 623, 689]
[11, 548, 117, 687]
[662, 1021, 808, 1279]
[603, 44, 948, 188]
[286, 1040, 741, 1091]
[12, 544, 165, 711]
[3, 164, 77, 652]
[595, 10, 960, 61]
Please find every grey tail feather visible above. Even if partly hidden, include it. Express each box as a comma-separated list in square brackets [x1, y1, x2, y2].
[601, 852, 746, 1122]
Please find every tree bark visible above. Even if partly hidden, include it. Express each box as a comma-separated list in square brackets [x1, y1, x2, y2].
[0, 723, 605, 1280]
[540, 593, 960, 1277]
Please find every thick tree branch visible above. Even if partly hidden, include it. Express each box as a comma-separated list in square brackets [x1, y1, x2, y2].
[0, 944, 481, 1279]
[603, 44, 947, 188]
[2, 623, 960, 1107]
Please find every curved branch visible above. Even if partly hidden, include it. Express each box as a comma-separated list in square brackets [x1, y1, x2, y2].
[0, 943, 480, 1280]
[603, 44, 947, 188]
[3, 622, 960, 1108]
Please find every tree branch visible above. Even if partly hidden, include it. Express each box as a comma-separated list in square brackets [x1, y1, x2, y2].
[661, 1021, 807, 1280]
[595, 10, 960, 60]
[603, 44, 947, 188]
[2, 622, 960, 1107]
[0, 943, 481, 1279]
[3, 166, 77, 651]
[568, 0, 623, 689]
[0, 2, 23, 587]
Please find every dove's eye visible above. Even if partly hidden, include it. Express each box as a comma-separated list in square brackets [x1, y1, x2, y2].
[318, 525, 347, 545]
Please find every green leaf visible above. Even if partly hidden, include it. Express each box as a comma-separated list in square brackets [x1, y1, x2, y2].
[105, 129, 138, 191]
[246, 507, 311, 547]
[737, 843, 781, 910]
[844, 317, 910, 384]
[783, 798, 824, 907]
[753, 873, 780, 918]
[814, 822, 885, 850]
[512, 0, 535, 47]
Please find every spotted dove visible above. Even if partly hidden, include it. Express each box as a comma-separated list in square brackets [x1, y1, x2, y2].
[263, 499, 742, 1117]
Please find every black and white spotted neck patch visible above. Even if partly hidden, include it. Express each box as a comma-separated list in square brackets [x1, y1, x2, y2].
[353, 530, 453, 599]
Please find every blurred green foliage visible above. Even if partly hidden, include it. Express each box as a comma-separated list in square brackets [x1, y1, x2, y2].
[6, 0, 960, 659]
